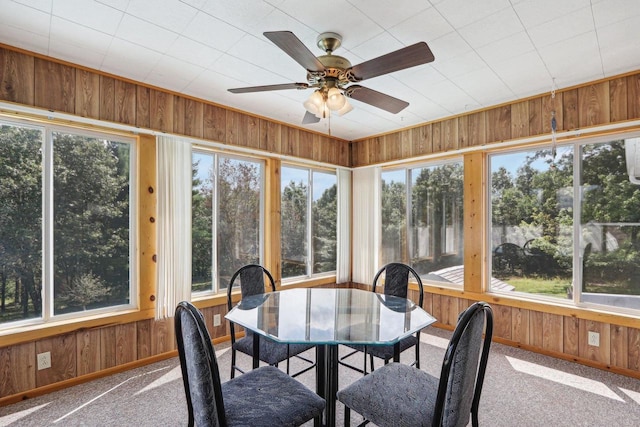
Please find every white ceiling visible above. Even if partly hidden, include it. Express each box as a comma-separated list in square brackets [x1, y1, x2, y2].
[1, 0, 639, 141]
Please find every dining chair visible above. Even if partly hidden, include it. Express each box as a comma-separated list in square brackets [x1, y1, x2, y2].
[175, 301, 325, 427]
[339, 262, 425, 374]
[337, 301, 494, 427]
[226, 264, 316, 378]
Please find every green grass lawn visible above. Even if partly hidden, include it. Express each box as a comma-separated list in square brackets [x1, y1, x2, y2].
[505, 276, 571, 298]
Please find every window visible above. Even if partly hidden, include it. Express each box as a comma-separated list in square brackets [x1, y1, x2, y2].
[381, 160, 464, 281]
[490, 137, 640, 311]
[0, 121, 135, 327]
[192, 151, 263, 293]
[281, 165, 337, 280]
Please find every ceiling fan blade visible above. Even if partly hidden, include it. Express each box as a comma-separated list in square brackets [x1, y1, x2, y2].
[302, 111, 320, 124]
[345, 85, 409, 114]
[347, 42, 434, 81]
[228, 82, 309, 93]
[264, 31, 326, 72]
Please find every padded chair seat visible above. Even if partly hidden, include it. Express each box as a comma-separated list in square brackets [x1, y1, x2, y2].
[233, 333, 314, 366]
[366, 335, 419, 360]
[337, 362, 439, 427]
[222, 366, 325, 427]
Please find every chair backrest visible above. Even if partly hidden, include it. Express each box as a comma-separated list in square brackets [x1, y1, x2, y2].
[175, 301, 226, 427]
[372, 262, 424, 308]
[432, 301, 493, 427]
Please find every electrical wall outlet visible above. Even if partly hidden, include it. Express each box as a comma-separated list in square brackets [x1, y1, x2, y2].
[37, 351, 51, 370]
[588, 331, 600, 347]
[213, 314, 221, 327]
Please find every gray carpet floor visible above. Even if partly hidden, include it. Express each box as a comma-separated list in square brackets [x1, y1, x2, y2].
[2, 327, 640, 426]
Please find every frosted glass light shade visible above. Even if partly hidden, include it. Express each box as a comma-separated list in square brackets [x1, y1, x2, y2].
[337, 98, 353, 116]
[326, 87, 346, 110]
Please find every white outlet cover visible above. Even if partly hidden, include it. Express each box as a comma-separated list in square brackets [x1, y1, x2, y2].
[213, 314, 221, 326]
[37, 351, 51, 370]
[588, 331, 600, 347]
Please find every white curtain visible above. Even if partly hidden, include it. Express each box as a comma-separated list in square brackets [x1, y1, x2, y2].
[336, 168, 351, 283]
[156, 135, 192, 319]
[351, 166, 380, 286]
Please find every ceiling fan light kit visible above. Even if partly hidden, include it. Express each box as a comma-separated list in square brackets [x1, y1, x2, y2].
[228, 30, 434, 125]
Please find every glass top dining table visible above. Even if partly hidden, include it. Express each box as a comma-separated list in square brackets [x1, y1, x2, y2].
[225, 287, 436, 427]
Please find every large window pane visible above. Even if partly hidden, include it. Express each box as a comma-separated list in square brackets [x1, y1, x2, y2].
[192, 152, 213, 293]
[381, 170, 406, 264]
[312, 171, 337, 274]
[0, 124, 43, 324]
[490, 147, 574, 298]
[580, 139, 640, 309]
[52, 131, 131, 315]
[281, 167, 309, 278]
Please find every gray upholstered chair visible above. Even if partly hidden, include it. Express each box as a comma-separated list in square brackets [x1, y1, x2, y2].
[337, 301, 493, 427]
[226, 264, 315, 378]
[175, 301, 325, 427]
[339, 262, 425, 374]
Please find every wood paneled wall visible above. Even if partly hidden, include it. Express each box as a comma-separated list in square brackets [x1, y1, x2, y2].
[0, 45, 350, 167]
[352, 72, 640, 167]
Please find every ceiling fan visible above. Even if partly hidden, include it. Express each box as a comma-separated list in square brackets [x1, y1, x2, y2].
[228, 31, 435, 125]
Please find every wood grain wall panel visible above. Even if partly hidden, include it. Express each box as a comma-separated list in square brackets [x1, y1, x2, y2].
[149, 89, 173, 132]
[529, 311, 544, 348]
[579, 319, 610, 364]
[400, 128, 412, 158]
[100, 326, 117, 369]
[0, 48, 34, 105]
[439, 295, 460, 327]
[297, 128, 313, 159]
[528, 98, 542, 136]
[244, 115, 260, 150]
[136, 318, 152, 360]
[211, 304, 228, 339]
[312, 133, 325, 163]
[542, 312, 563, 353]
[203, 103, 226, 142]
[492, 304, 512, 340]
[34, 58, 75, 113]
[441, 118, 458, 151]
[136, 85, 150, 129]
[629, 327, 640, 372]
[370, 137, 383, 164]
[172, 95, 185, 135]
[384, 132, 400, 161]
[458, 114, 469, 148]
[151, 317, 175, 356]
[226, 110, 243, 147]
[578, 82, 610, 127]
[422, 291, 433, 316]
[115, 79, 136, 126]
[76, 329, 101, 376]
[411, 124, 432, 156]
[562, 89, 579, 130]
[467, 111, 486, 147]
[542, 93, 563, 133]
[609, 77, 628, 122]
[610, 325, 628, 370]
[563, 316, 580, 356]
[0, 342, 35, 397]
[100, 75, 115, 121]
[463, 152, 484, 293]
[35, 333, 76, 387]
[115, 323, 137, 365]
[485, 106, 511, 143]
[511, 307, 530, 345]
[75, 70, 99, 119]
[432, 122, 442, 152]
[182, 98, 203, 138]
[628, 73, 640, 120]
[511, 101, 529, 139]
[260, 119, 281, 153]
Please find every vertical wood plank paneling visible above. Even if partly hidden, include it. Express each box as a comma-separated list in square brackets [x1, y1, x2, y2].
[529, 311, 544, 348]
[34, 58, 75, 113]
[511, 101, 529, 139]
[298, 129, 313, 159]
[203, 103, 226, 142]
[0, 342, 35, 396]
[485, 106, 511, 143]
[100, 75, 115, 122]
[542, 312, 563, 353]
[610, 325, 628, 370]
[629, 327, 640, 372]
[115, 323, 137, 365]
[467, 111, 486, 147]
[183, 98, 203, 139]
[432, 122, 442, 152]
[458, 114, 469, 148]
[211, 305, 228, 339]
[464, 152, 484, 293]
[441, 118, 458, 151]
[579, 319, 610, 365]
[138, 134, 157, 312]
[136, 85, 150, 129]
[115, 79, 136, 126]
[100, 325, 117, 369]
[411, 124, 432, 156]
[75, 70, 100, 119]
[245, 115, 260, 150]
[438, 295, 459, 327]
[136, 318, 152, 360]
[35, 334, 76, 387]
[542, 92, 563, 133]
[578, 82, 610, 127]
[261, 119, 281, 153]
[384, 132, 401, 161]
[528, 97, 543, 136]
[76, 329, 101, 376]
[149, 89, 173, 132]
[172, 95, 185, 135]
[151, 317, 175, 356]
[400, 128, 412, 159]
[563, 89, 579, 130]
[563, 316, 580, 356]
[225, 110, 241, 146]
[511, 307, 530, 345]
[627, 73, 640, 119]
[609, 77, 628, 122]
[0, 48, 35, 105]
[492, 305, 512, 340]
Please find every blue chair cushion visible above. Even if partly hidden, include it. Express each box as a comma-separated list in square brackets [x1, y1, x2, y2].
[366, 335, 418, 360]
[233, 333, 314, 366]
[337, 362, 439, 427]
[222, 366, 325, 426]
